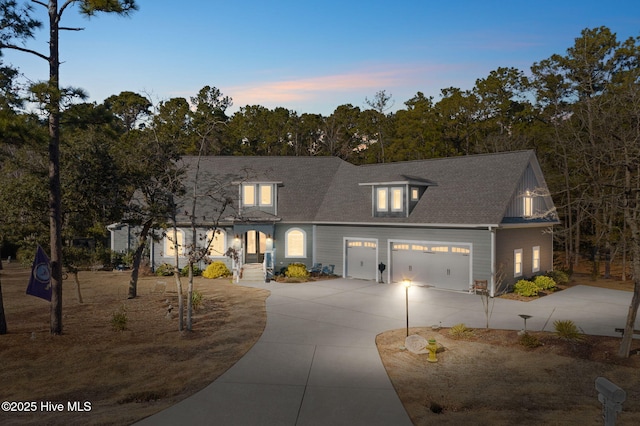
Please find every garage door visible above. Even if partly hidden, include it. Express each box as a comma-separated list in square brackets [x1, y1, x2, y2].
[391, 242, 470, 291]
[345, 239, 377, 280]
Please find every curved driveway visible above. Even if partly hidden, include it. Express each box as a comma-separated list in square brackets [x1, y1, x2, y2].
[138, 278, 635, 425]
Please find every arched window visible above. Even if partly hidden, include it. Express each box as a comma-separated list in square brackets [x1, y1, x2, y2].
[164, 229, 185, 257]
[285, 228, 306, 258]
[206, 229, 226, 257]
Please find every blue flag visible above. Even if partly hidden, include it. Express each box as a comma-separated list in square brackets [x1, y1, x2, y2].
[26, 245, 52, 301]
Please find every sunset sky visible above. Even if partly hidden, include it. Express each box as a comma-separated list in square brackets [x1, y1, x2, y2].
[3, 0, 640, 115]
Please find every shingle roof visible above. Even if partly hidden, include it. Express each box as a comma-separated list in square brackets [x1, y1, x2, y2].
[175, 150, 554, 226]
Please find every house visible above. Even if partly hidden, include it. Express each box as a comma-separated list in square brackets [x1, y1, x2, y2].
[109, 150, 559, 295]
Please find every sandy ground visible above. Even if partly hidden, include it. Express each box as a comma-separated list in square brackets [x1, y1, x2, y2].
[1, 262, 639, 425]
[0, 263, 268, 425]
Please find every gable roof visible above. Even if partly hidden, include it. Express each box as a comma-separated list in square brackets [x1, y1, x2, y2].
[175, 150, 558, 227]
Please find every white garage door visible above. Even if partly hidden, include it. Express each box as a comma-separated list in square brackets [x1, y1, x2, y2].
[391, 242, 470, 291]
[345, 239, 378, 280]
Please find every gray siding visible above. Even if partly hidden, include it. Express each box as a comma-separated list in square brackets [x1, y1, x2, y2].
[314, 225, 493, 283]
[495, 226, 554, 288]
[273, 223, 314, 271]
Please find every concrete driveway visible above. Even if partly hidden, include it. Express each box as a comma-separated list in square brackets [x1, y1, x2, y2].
[137, 278, 636, 425]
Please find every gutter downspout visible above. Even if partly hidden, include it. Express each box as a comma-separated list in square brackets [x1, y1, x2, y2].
[490, 226, 496, 297]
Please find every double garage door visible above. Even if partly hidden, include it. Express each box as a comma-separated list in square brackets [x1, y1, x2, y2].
[390, 242, 471, 291]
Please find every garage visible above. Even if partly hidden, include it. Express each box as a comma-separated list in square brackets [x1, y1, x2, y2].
[345, 239, 378, 280]
[390, 241, 471, 291]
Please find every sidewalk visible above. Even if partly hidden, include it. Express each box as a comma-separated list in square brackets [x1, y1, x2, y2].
[137, 279, 635, 425]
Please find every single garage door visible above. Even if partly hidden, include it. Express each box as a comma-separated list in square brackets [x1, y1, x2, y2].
[391, 242, 470, 291]
[345, 239, 378, 280]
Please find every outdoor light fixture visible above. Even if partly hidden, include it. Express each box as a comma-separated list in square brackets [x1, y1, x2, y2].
[403, 279, 412, 337]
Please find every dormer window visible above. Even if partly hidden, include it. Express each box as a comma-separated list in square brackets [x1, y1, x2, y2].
[242, 183, 275, 207]
[410, 187, 419, 201]
[243, 184, 256, 206]
[362, 178, 435, 218]
[375, 186, 405, 215]
[376, 188, 388, 211]
[391, 187, 403, 212]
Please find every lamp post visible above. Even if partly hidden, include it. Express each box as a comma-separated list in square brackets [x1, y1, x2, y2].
[403, 279, 412, 336]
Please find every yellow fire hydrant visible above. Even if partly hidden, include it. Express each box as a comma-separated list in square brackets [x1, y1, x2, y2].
[427, 338, 438, 363]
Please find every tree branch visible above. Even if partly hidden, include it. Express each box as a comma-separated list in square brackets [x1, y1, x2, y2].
[0, 43, 48, 61]
[59, 26, 84, 31]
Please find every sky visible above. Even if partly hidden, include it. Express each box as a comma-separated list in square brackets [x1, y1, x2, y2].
[3, 0, 640, 116]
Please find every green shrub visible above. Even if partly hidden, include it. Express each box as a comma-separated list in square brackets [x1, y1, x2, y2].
[181, 265, 203, 277]
[285, 263, 310, 279]
[449, 323, 474, 340]
[203, 261, 231, 279]
[533, 275, 556, 291]
[518, 332, 542, 348]
[546, 270, 569, 285]
[554, 320, 584, 341]
[191, 290, 203, 310]
[513, 279, 540, 297]
[155, 263, 175, 276]
[111, 306, 128, 331]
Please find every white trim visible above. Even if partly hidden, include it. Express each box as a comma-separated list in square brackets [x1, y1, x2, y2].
[514, 248, 523, 277]
[343, 237, 379, 279]
[285, 228, 306, 258]
[532, 245, 541, 273]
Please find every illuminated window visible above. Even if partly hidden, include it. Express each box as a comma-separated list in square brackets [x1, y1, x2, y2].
[164, 229, 185, 257]
[514, 249, 523, 277]
[206, 229, 226, 257]
[364, 241, 377, 248]
[391, 187, 403, 211]
[523, 191, 533, 217]
[430, 246, 449, 253]
[452, 247, 470, 254]
[532, 246, 540, 272]
[411, 187, 419, 201]
[243, 184, 256, 206]
[392, 243, 409, 250]
[286, 228, 305, 257]
[377, 188, 388, 211]
[348, 241, 362, 248]
[259, 185, 272, 206]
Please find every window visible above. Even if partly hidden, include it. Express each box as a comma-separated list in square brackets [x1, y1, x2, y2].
[411, 187, 419, 201]
[391, 187, 403, 211]
[259, 185, 272, 206]
[523, 191, 533, 217]
[206, 229, 226, 257]
[164, 229, 185, 257]
[376, 188, 388, 211]
[243, 184, 256, 206]
[532, 246, 540, 273]
[285, 228, 306, 257]
[514, 249, 523, 277]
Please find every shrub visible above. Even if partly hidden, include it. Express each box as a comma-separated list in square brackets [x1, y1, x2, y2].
[181, 265, 203, 277]
[155, 263, 175, 276]
[533, 275, 556, 291]
[513, 279, 540, 297]
[111, 306, 128, 331]
[518, 332, 542, 348]
[191, 290, 203, 310]
[554, 320, 584, 341]
[546, 270, 569, 285]
[203, 261, 231, 279]
[285, 263, 310, 279]
[449, 323, 474, 339]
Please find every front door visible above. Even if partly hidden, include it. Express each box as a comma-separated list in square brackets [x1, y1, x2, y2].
[245, 230, 266, 263]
